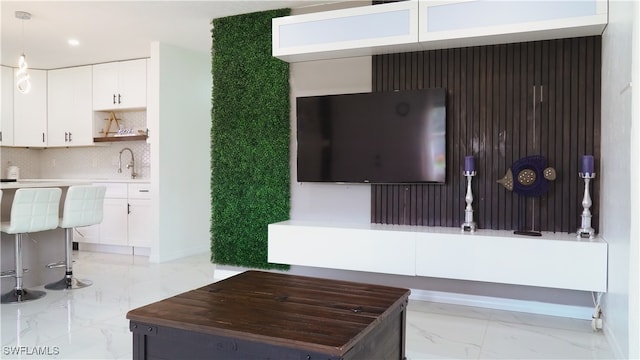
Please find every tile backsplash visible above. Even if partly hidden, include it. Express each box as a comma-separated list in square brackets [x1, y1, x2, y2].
[1, 110, 150, 180]
[1, 141, 150, 180]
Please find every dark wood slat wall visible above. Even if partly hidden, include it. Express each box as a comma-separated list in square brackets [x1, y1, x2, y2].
[371, 36, 601, 233]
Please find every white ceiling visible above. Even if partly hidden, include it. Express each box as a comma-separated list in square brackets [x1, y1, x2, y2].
[1, 1, 338, 70]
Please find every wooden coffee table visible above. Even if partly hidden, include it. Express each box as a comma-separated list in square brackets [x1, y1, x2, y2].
[126, 270, 410, 359]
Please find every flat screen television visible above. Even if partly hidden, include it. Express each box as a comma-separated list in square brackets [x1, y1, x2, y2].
[296, 88, 446, 184]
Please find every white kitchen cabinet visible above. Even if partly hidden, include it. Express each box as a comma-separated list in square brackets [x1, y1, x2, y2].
[0, 66, 14, 146]
[13, 69, 47, 147]
[47, 66, 94, 146]
[127, 199, 151, 247]
[100, 198, 129, 246]
[125, 182, 153, 248]
[93, 59, 147, 111]
[74, 182, 152, 249]
[74, 183, 128, 245]
[127, 183, 152, 247]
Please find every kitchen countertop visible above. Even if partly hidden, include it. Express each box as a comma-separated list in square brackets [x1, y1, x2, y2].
[0, 180, 92, 190]
[14, 178, 150, 184]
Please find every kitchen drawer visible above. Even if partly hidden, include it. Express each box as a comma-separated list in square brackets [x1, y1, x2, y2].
[128, 183, 151, 199]
[93, 182, 128, 199]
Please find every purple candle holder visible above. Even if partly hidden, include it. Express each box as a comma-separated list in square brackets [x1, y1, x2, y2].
[464, 155, 475, 174]
[578, 155, 596, 239]
[581, 155, 595, 176]
[462, 155, 477, 232]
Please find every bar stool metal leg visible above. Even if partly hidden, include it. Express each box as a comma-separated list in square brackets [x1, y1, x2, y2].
[1, 234, 46, 304]
[45, 228, 92, 290]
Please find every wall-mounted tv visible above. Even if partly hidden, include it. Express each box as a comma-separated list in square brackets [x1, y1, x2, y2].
[296, 88, 446, 184]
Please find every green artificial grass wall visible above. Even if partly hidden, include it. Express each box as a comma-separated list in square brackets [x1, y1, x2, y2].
[210, 9, 291, 270]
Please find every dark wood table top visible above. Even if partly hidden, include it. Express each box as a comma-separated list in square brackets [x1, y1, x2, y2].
[126, 270, 410, 356]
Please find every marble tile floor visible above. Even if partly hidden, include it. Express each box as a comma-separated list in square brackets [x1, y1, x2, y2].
[0, 251, 616, 359]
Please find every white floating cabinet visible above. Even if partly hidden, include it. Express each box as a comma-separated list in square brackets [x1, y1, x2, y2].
[268, 221, 608, 293]
[414, 229, 608, 292]
[272, 1, 420, 62]
[418, 0, 608, 50]
[268, 221, 416, 276]
[272, 0, 607, 62]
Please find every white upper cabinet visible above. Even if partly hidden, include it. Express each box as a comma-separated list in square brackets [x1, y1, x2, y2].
[272, 0, 608, 62]
[47, 66, 94, 146]
[1, 66, 14, 146]
[13, 69, 47, 147]
[93, 59, 147, 111]
[272, 1, 419, 62]
[418, 0, 608, 50]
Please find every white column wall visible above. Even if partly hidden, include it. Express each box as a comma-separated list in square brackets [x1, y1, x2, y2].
[628, 1, 639, 358]
[148, 42, 212, 263]
[600, 1, 637, 358]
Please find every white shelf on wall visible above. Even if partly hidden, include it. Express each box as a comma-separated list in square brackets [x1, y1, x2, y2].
[272, 0, 608, 63]
[268, 220, 607, 293]
[418, 0, 608, 51]
[272, 1, 420, 62]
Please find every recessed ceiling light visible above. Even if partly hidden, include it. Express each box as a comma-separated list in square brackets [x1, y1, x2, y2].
[68, 39, 80, 46]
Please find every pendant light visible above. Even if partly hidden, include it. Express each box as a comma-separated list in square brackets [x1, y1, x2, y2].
[15, 11, 32, 94]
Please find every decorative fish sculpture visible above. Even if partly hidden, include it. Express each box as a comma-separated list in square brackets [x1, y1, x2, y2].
[497, 155, 556, 197]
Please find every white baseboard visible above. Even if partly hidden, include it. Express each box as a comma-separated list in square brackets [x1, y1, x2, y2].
[77, 243, 151, 257]
[410, 288, 594, 320]
[78, 243, 135, 255]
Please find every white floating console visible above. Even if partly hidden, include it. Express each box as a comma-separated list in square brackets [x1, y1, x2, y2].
[268, 220, 607, 293]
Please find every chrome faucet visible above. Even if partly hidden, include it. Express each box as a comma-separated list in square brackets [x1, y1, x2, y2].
[118, 147, 137, 179]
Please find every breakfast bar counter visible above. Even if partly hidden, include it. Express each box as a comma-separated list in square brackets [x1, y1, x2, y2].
[1, 180, 90, 294]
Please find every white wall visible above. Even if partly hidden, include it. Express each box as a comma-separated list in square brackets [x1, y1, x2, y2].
[288, 1, 372, 224]
[290, 57, 372, 223]
[630, 3, 640, 358]
[148, 42, 212, 262]
[600, 1, 637, 358]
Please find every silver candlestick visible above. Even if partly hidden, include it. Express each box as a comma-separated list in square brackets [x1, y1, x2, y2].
[577, 172, 596, 239]
[461, 171, 477, 232]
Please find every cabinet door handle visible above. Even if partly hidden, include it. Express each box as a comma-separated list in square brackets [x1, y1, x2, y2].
[127, 203, 131, 215]
[42, 133, 45, 143]
[113, 94, 116, 104]
[118, 94, 121, 104]
[139, 189, 149, 193]
[65, 132, 68, 142]
[68, 132, 72, 142]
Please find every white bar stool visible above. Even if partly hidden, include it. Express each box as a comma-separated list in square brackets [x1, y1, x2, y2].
[45, 185, 106, 290]
[1, 187, 62, 304]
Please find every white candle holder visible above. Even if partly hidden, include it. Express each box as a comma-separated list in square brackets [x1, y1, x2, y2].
[461, 171, 477, 232]
[577, 172, 596, 239]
